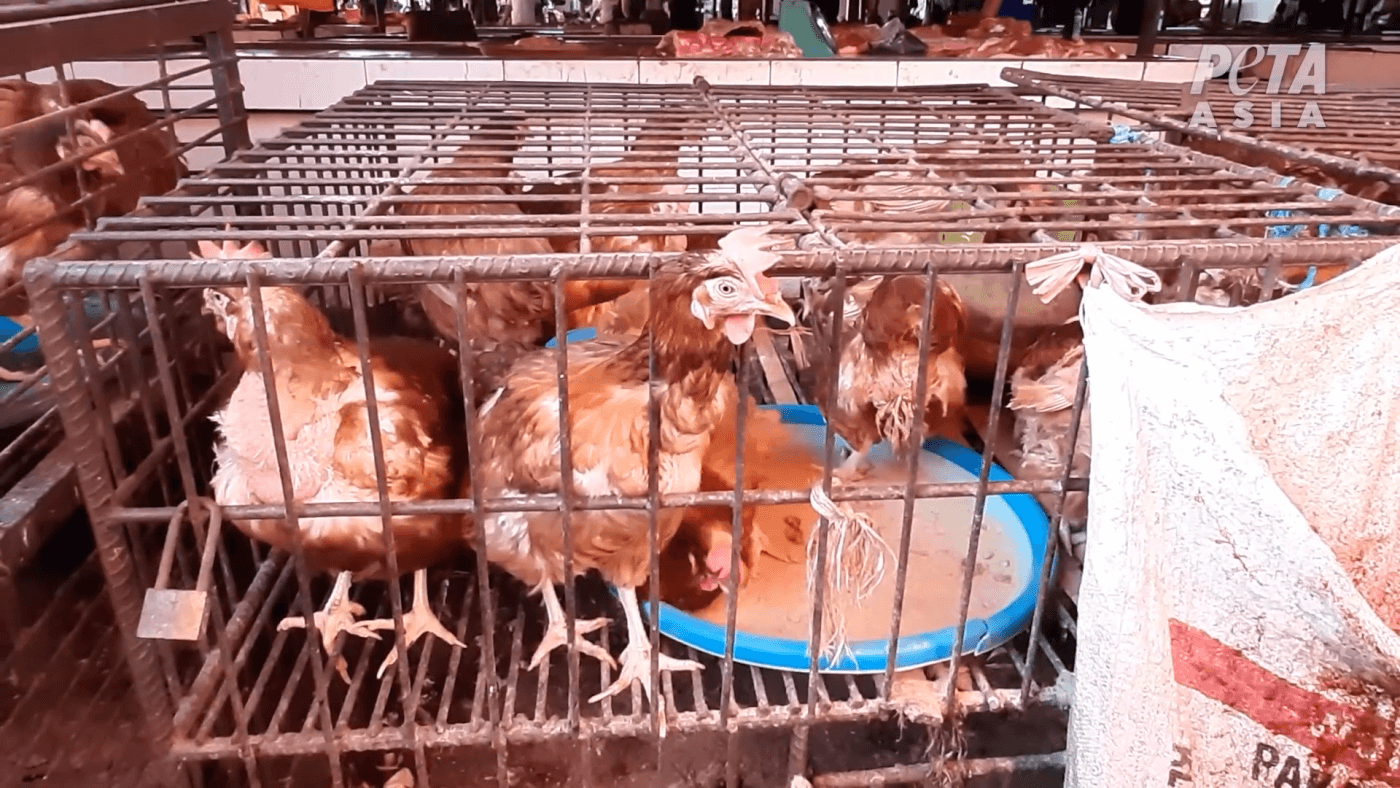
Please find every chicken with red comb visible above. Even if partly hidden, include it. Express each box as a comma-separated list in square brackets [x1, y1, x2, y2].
[471, 224, 797, 718]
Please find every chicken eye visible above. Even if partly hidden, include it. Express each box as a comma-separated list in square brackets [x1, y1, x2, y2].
[714, 280, 738, 297]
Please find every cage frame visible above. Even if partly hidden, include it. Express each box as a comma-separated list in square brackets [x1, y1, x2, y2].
[1002, 66, 1400, 196]
[25, 77, 1400, 787]
[0, 1, 252, 782]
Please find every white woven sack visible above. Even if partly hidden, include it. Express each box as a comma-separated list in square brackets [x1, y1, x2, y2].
[1068, 244, 1400, 788]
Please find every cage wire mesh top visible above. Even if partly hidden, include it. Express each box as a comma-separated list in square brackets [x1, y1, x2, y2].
[22, 80, 1400, 775]
[1003, 67, 1400, 205]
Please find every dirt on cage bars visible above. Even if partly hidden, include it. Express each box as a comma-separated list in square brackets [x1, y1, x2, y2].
[1003, 67, 1400, 207]
[21, 78, 1400, 788]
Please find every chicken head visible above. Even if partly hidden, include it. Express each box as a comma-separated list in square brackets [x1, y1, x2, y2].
[689, 225, 796, 344]
[196, 241, 334, 362]
[54, 117, 124, 178]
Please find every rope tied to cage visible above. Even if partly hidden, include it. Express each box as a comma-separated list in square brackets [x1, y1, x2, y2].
[1024, 244, 1162, 306]
[807, 484, 892, 667]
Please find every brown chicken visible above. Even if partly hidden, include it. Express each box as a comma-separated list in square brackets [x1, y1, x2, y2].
[657, 395, 818, 611]
[515, 119, 699, 334]
[1009, 320, 1089, 526]
[568, 281, 652, 340]
[471, 226, 796, 709]
[1, 78, 184, 316]
[807, 275, 969, 483]
[511, 120, 695, 256]
[396, 122, 636, 403]
[656, 468, 759, 613]
[201, 240, 469, 681]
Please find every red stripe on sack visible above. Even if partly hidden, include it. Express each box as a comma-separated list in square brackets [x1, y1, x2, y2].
[1169, 618, 1400, 784]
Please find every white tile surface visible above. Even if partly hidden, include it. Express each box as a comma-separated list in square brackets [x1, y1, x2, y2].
[1016, 60, 1145, 80]
[638, 59, 771, 86]
[1142, 59, 1205, 84]
[501, 59, 640, 83]
[365, 59, 468, 83]
[239, 58, 367, 111]
[71, 60, 160, 86]
[769, 58, 898, 86]
[466, 59, 506, 80]
[897, 59, 1022, 87]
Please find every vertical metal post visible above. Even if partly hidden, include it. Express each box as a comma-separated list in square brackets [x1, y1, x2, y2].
[1135, 0, 1165, 59]
[203, 27, 252, 156]
[23, 263, 175, 750]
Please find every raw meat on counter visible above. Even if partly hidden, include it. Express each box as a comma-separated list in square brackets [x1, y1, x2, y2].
[656, 20, 804, 58]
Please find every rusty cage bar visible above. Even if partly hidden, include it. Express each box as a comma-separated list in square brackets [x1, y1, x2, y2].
[24, 77, 1400, 787]
[0, 0, 251, 784]
[1003, 66, 1400, 207]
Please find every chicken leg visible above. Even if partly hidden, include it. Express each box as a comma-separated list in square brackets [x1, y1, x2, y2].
[589, 586, 703, 726]
[528, 581, 616, 671]
[362, 568, 468, 679]
[277, 570, 383, 683]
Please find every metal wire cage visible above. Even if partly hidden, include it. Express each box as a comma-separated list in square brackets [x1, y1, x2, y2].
[1002, 67, 1400, 207]
[25, 78, 1400, 787]
[0, 1, 250, 784]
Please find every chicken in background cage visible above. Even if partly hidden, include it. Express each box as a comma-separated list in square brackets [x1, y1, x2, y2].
[22, 75, 1400, 788]
[0, 0, 252, 785]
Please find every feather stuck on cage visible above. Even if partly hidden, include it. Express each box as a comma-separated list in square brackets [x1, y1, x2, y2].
[806, 484, 891, 665]
[1025, 244, 1162, 306]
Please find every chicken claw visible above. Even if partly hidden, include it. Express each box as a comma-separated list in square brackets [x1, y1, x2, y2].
[362, 569, 467, 679]
[589, 586, 702, 737]
[529, 617, 615, 671]
[278, 570, 383, 683]
[529, 582, 616, 671]
[590, 641, 703, 705]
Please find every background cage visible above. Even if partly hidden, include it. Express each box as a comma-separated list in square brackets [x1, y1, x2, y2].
[0, 1, 250, 785]
[1003, 67, 1400, 208]
[25, 78, 1400, 787]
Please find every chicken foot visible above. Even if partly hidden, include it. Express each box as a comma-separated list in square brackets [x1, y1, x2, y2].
[277, 570, 383, 683]
[362, 568, 467, 679]
[528, 581, 615, 671]
[589, 586, 703, 734]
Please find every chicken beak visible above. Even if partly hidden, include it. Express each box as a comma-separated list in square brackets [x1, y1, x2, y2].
[754, 293, 796, 328]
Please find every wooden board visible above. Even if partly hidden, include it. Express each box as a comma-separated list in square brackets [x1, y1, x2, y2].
[752, 327, 798, 406]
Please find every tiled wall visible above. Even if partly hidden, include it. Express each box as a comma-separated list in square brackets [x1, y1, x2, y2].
[69, 55, 1203, 112]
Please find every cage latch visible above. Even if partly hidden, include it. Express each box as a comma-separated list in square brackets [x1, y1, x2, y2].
[137, 496, 224, 642]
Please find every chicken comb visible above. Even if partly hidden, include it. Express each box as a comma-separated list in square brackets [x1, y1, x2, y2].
[193, 238, 270, 261]
[717, 225, 783, 277]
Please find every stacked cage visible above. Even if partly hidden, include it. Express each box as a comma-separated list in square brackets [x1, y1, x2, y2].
[0, 1, 250, 785]
[26, 75, 1400, 788]
[1004, 67, 1400, 209]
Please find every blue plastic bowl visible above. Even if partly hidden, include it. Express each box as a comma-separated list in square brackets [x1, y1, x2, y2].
[644, 403, 1055, 674]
